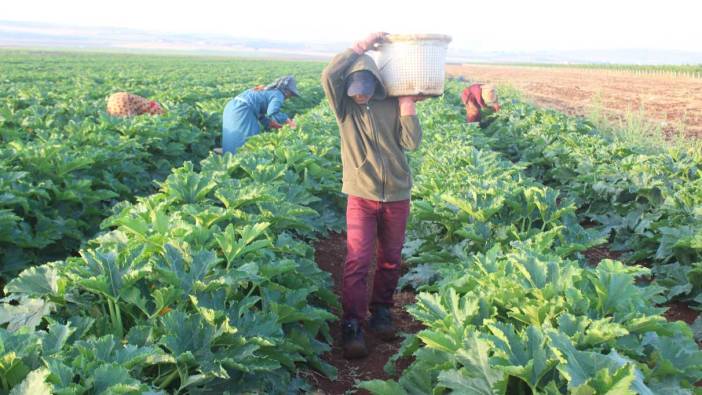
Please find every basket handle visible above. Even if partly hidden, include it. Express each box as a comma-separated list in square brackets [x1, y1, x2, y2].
[369, 50, 392, 72]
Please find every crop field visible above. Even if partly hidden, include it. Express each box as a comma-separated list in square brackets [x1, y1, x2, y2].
[447, 64, 702, 140]
[1, 52, 701, 394]
[461, 63, 702, 79]
[0, 52, 324, 277]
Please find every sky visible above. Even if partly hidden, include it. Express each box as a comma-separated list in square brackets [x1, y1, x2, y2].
[3, 0, 702, 53]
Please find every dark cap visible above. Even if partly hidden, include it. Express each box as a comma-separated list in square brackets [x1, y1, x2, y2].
[346, 70, 376, 97]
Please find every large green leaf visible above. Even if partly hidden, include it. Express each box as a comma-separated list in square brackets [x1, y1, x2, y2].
[488, 324, 557, 390]
[9, 368, 51, 395]
[92, 363, 144, 394]
[213, 223, 271, 266]
[547, 331, 642, 393]
[0, 296, 53, 332]
[437, 333, 507, 394]
[357, 380, 408, 395]
[155, 244, 217, 298]
[40, 323, 74, 355]
[4, 265, 59, 297]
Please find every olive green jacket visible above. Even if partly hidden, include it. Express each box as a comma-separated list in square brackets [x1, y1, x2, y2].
[321, 49, 422, 202]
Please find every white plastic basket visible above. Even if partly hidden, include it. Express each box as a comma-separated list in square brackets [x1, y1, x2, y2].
[370, 34, 452, 97]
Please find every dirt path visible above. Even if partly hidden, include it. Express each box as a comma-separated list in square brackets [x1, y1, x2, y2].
[310, 232, 423, 395]
[447, 64, 702, 139]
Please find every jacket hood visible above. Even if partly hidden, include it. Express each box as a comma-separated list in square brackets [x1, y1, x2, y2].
[343, 54, 387, 101]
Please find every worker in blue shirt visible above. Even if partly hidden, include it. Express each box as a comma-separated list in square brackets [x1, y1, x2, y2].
[221, 75, 300, 154]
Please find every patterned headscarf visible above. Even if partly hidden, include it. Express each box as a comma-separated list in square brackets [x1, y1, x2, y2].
[265, 75, 300, 97]
[106, 92, 164, 117]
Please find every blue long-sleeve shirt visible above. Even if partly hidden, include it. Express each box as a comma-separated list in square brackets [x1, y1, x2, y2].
[235, 88, 289, 129]
[222, 88, 292, 154]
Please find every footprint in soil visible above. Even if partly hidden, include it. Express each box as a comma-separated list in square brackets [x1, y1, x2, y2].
[309, 233, 423, 395]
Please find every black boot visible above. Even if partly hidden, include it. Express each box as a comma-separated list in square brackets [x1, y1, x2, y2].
[369, 304, 396, 341]
[341, 319, 368, 359]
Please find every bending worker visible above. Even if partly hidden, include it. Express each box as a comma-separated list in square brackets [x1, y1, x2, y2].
[221, 76, 299, 154]
[106, 92, 165, 117]
[460, 83, 500, 124]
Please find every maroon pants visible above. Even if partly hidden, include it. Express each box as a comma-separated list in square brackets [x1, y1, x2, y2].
[342, 195, 410, 322]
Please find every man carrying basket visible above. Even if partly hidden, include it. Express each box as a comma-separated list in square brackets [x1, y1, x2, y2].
[321, 32, 425, 359]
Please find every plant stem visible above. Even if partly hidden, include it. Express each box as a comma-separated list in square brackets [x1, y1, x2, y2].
[107, 299, 123, 338]
[158, 369, 179, 390]
[115, 302, 124, 338]
[107, 298, 117, 330]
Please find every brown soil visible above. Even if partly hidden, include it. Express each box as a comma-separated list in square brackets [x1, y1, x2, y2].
[308, 232, 423, 395]
[664, 301, 700, 326]
[446, 64, 702, 139]
[582, 244, 623, 267]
